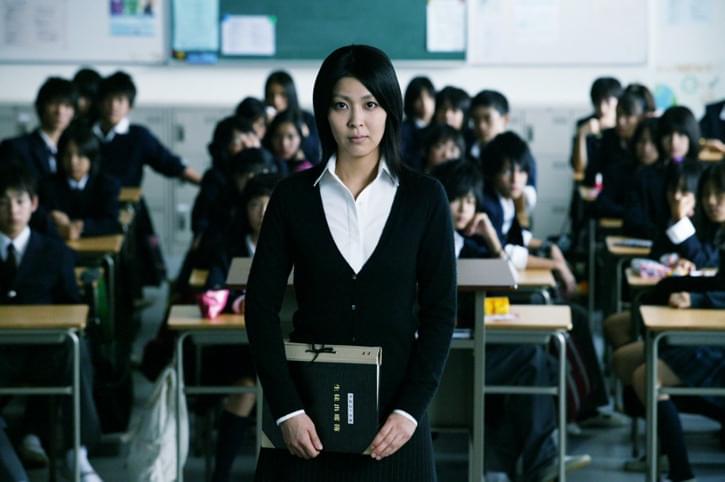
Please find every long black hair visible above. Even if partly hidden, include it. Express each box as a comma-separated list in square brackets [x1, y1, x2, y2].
[265, 71, 301, 114]
[657, 106, 701, 161]
[312, 45, 403, 175]
[57, 121, 102, 177]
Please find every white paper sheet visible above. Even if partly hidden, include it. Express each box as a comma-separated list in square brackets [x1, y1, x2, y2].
[2, 0, 67, 48]
[173, 0, 218, 51]
[426, 0, 465, 52]
[221, 15, 275, 56]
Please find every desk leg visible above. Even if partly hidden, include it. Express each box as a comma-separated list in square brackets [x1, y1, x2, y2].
[471, 290, 485, 482]
[102, 254, 116, 337]
[176, 333, 189, 482]
[69, 330, 80, 482]
[615, 257, 625, 314]
[645, 331, 659, 482]
[587, 219, 596, 324]
[554, 332, 567, 482]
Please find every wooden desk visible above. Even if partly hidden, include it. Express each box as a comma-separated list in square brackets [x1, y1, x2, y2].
[188, 269, 209, 289]
[699, 149, 724, 162]
[66, 234, 124, 255]
[640, 305, 725, 482]
[517, 269, 556, 288]
[118, 187, 142, 204]
[605, 236, 652, 257]
[599, 217, 623, 230]
[168, 305, 254, 482]
[486, 305, 571, 331]
[0, 304, 89, 482]
[625, 268, 662, 288]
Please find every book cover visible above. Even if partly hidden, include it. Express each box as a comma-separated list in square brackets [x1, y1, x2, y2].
[262, 343, 382, 454]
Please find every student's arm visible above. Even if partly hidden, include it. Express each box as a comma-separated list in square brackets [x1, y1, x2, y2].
[81, 176, 121, 237]
[190, 171, 222, 236]
[139, 126, 199, 184]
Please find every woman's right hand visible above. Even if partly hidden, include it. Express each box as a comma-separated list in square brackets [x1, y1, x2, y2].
[280, 413, 323, 459]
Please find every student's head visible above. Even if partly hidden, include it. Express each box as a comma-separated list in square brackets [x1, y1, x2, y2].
[228, 147, 277, 194]
[313, 45, 403, 173]
[34, 77, 78, 133]
[615, 91, 649, 141]
[665, 160, 702, 216]
[267, 110, 304, 161]
[265, 71, 300, 115]
[698, 162, 725, 224]
[623, 83, 656, 114]
[422, 124, 465, 170]
[469, 90, 510, 143]
[97, 71, 137, 127]
[657, 106, 700, 162]
[208, 116, 258, 172]
[235, 97, 268, 139]
[240, 173, 280, 237]
[434, 86, 470, 131]
[430, 160, 483, 231]
[590, 77, 622, 122]
[630, 117, 659, 167]
[58, 122, 101, 182]
[403, 76, 435, 124]
[72, 67, 102, 118]
[481, 131, 531, 200]
[0, 163, 38, 238]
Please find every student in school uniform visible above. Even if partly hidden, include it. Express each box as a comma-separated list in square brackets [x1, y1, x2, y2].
[432, 85, 470, 132]
[419, 123, 465, 172]
[0, 77, 77, 183]
[400, 76, 436, 170]
[235, 96, 269, 141]
[624, 106, 702, 239]
[72, 67, 102, 125]
[430, 159, 590, 482]
[264, 109, 314, 174]
[39, 122, 121, 240]
[264, 70, 321, 164]
[570, 77, 623, 175]
[0, 163, 103, 482]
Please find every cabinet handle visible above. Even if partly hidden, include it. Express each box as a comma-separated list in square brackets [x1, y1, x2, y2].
[175, 124, 185, 142]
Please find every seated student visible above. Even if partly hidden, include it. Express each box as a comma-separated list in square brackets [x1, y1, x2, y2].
[0, 163, 102, 482]
[264, 70, 320, 163]
[430, 160, 589, 481]
[72, 67, 102, 124]
[191, 116, 262, 239]
[630, 117, 660, 168]
[39, 122, 121, 240]
[235, 96, 268, 141]
[400, 76, 436, 170]
[624, 106, 701, 239]
[584, 90, 650, 219]
[0, 416, 27, 482]
[264, 109, 314, 174]
[432, 85, 470, 132]
[0, 77, 77, 183]
[420, 124, 465, 172]
[470, 90, 538, 211]
[570, 77, 623, 175]
[700, 98, 725, 155]
[194, 173, 281, 482]
[480, 132, 576, 295]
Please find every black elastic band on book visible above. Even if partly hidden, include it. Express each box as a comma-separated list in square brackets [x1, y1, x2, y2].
[306, 344, 336, 362]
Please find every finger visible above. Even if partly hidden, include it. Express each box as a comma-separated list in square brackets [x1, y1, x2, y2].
[307, 426, 323, 452]
[370, 422, 393, 449]
[378, 432, 409, 459]
[371, 429, 398, 459]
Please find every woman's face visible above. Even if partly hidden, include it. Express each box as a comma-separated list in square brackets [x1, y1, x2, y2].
[328, 76, 387, 164]
[615, 110, 641, 141]
[246, 195, 270, 236]
[414, 90, 435, 124]
[435, 102, 464, 131]
[266, 83, 288, 113]
[662, 131, 690, 160]
[427, 139, 461, 168]
[450, 192, 476, 230]
[635, 129, 659, 166]
[271, 122, 301, 160]
[702, 180, 725, 223]
[494, 162, 528, 199]
[61, 141, 91, 182]
[252, 116, 267, 140]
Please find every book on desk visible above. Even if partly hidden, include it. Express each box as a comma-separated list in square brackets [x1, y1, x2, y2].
[261, 342, 382, 454]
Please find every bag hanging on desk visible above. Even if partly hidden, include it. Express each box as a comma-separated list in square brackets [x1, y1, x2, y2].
[262, 342, 382, 454]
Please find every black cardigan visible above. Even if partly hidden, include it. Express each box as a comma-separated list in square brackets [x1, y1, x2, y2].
[245, 163, 456, 424]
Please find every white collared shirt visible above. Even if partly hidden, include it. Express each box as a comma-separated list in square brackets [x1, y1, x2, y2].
[0, 227, 31, 265]
[93, 117, 130, 143]
[244, 234, 256, 257]
[67, 175, 89, 191]
[38, 129, 58, 173]
[499, 194, 532, 270]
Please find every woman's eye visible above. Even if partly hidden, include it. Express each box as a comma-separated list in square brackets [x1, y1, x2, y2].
[333, 102, 348, 110]
[366, 101, 379, 109]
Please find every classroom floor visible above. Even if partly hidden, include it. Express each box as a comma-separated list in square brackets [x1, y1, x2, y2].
[23, 275, 725, 482]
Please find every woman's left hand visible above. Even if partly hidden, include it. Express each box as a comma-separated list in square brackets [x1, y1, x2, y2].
[367, 413, 416, 461]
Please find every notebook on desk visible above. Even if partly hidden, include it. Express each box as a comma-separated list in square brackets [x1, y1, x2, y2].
[261, 342, 382, 454]
[614, 239, 653, 248]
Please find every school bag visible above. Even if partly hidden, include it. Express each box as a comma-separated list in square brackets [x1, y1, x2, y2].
[126, 366, 189, 482]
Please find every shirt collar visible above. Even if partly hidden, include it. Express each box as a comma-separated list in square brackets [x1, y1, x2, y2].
[313, 154, 399, 188]
[453, 231, 464, 258]
[68, 175, 89, 190]
[0, 226, 31, 263]
[37, 129, 57, 154]
[93, 117, 130, 142]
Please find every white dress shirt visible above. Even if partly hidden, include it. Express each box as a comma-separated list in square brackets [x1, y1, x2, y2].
[93, 117, 130, 143]
[67, 175, 90, 191]
[499, 194, 532, 270]
[276, 155, 418, 428]
[38, 129, 58, 173]
[0, 227, 31, 265]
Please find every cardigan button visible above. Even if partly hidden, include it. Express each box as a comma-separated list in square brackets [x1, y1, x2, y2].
[351, 304, 356, 311]
[352, 274, 357, 280]
[7, 290, 16, 298]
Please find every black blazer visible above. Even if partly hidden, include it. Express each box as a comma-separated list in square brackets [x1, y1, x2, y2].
[40, 173, 121, 237]
[245, 164, 456, 424]
[0, 231, 80, 304]
[700, 100, 725, 142]
[0, 130, 55, 182]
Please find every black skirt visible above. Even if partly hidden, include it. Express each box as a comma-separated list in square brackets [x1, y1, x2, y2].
[254, 414, 436, 482]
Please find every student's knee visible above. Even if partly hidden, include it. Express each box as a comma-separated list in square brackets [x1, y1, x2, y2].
[603, 311, 631, 348]
[631, 364, 647, 402]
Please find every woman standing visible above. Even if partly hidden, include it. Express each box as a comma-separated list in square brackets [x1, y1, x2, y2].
[245, 45, 456, 481]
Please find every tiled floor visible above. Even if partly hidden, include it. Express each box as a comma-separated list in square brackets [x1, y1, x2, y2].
[22, 279, 725, 482]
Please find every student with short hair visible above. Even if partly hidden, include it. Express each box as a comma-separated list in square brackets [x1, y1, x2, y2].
[264, 70, 321, 163]
[420, 124, 465, 172]
[39, 122, 121, 240]
[265, 109, 314, 174]
[0, 163, 103, 482]
[400, 76, 436, 170]
[235, 96, 268, 140]
[0, 77, 77, 183]
[433, 85, 470, 132]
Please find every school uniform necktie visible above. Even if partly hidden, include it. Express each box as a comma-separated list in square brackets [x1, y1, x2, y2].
[5, 244, 18, 282]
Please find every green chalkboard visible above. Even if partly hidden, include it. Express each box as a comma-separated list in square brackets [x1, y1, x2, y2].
[219, 0, 465, 60]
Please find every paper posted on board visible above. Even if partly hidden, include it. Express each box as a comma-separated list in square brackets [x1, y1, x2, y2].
[426, 0, 465, 52]
[221, 15, 276, 56]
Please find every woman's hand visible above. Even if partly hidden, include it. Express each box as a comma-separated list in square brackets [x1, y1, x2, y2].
[280, 413, 323, 459]
[550, 245, 577, 297]
[668, 292, 691, 309]
[367, 412, 416, 461]
[670, 192, 695, 221]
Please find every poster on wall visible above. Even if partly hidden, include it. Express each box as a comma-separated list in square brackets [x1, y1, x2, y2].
[110, 0, 157, 36]
[1, 0, 68, 49]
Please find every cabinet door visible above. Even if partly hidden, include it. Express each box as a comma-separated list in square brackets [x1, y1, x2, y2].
[0, 104, 18, 140]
